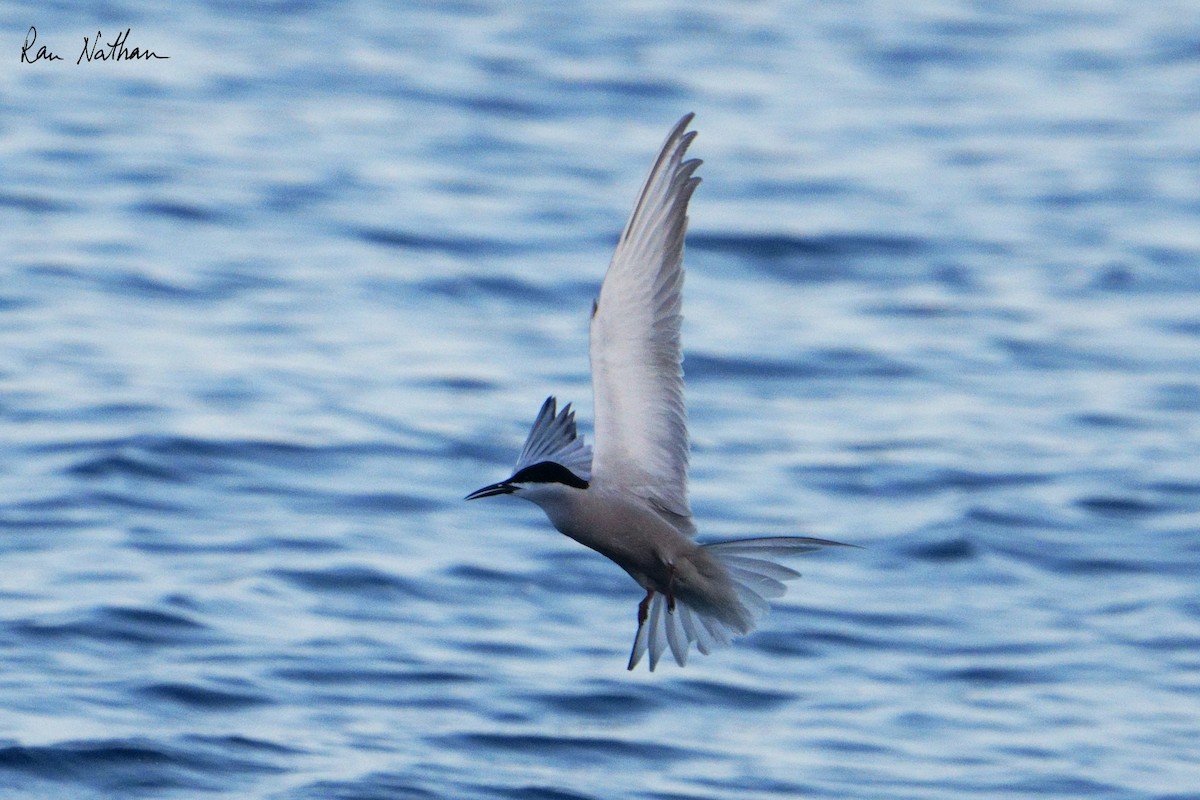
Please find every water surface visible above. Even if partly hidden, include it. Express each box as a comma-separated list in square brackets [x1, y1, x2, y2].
[3, 1, 1200, 798]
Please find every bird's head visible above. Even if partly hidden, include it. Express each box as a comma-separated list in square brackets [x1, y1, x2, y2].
[465, 460, 589, 502]
[466, 396, 592, 504]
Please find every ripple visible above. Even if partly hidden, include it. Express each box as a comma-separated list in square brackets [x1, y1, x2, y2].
[662, 678, 793, 710]
[528, 687, 652, 718]
[688, 348, 918, 382]
[994, 336, 1129, 371]
[350, 226, 525, 256]
[0, 191, 76, 214]
[1075, 495, 1166, 517]
[139, 681, 272, 710]
[131, 199, 232, 225]
[280, 773, 443, 800]
[805, 465, 1046, 498]
[65, 453, 185, 483]
[271, 565, 431, 600]
[0, 735, 285, 792]
[438, 732, 688, 763]
[12, 605, 214, 648]
[417, 275, 560, 303]
[939, 665, 1051, 686]
[904, 536, 978, 562]
[692, 232, 925, 261]
[274, 665, 475, 687]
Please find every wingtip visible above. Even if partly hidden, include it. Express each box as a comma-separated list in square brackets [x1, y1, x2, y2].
[809, 537, 864, 549]
[675, 119, 698, 151]
[665, 113, 697, 147]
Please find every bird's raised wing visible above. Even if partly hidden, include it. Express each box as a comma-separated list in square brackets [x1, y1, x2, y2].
[512, 396, 592, 482]
[589, 114, 701, 533]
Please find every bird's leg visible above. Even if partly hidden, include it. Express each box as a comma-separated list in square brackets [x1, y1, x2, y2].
[637, 589, 654, 625]
[666, 564, 677, 614]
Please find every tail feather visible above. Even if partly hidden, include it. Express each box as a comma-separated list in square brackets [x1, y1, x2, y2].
[729, 577, 771, 617]
[626, 535, 854, 671]
[717, 554, 802, 582]
[703, 535, 851, 557]
[647, 594, 664, 669]
[698, 607, 731, 648]
[634, 592, 694, 671]
[679, 606, 711, 655]
[664, 599, 688, 667]
[627, 612, 650, 670]
[724, 564, 788, 600]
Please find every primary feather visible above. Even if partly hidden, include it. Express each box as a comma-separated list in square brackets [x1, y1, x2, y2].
[589, 113, 702, 533]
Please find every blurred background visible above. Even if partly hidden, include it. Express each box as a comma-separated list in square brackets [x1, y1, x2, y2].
[2, 1, 1199, 798]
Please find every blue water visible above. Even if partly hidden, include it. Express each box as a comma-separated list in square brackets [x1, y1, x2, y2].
[3, 1, 1200, 798]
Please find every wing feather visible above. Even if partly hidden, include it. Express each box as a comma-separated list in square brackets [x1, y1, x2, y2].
[513, 396, 592, 481]
[589, 113, 701, 532]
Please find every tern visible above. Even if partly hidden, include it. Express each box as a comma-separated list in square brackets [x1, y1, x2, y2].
[467, 113, 852, 670]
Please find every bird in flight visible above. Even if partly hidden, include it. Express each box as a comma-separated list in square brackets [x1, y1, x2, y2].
[467, 113, 852, 670]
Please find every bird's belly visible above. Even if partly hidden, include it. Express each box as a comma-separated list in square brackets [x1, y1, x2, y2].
[540, 492, 746, 629]
[543, 495, 689, 590]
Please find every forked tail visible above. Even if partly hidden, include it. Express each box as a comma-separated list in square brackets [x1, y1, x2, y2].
[627, 536, 854, 671]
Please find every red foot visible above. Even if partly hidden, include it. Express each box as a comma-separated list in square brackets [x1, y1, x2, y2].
[637, 590, 653, 625]
[666, 563, 677, 613]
